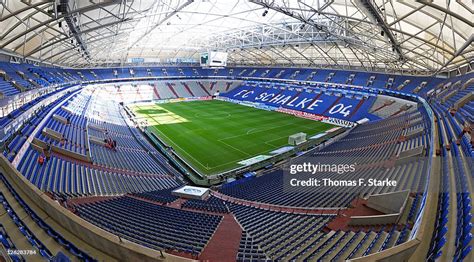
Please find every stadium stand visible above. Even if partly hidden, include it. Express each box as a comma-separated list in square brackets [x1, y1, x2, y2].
[74, 196, 222, 256]
[425, 73, 473, 261]
[0, 173, 109, 261]
[0, 61, 470, 261]
[0, 60, 470, 261]
[220, 109, 429, 208]
[17, 147, 180, 196]
[0, 1, 471, 260]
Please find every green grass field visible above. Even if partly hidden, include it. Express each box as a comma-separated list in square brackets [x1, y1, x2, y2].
[131, 100, 335, 176]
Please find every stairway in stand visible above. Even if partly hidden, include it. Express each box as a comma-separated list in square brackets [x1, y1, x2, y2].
[199, 213, 243, 262]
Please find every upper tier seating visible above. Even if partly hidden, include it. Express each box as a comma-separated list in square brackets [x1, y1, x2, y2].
[17, 147, 180, 197]
[0, 62, 445, 100]
[0, 76, 20, 96]
[0, 83, 73, 126]
[3, 90, 75, 161]
[36, 102, 90, 156]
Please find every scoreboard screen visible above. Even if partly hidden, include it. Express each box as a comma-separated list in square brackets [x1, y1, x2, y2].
[201, 51, 227, 67]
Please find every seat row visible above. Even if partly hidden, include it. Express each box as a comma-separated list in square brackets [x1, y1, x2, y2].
[182, 196, 230, 213]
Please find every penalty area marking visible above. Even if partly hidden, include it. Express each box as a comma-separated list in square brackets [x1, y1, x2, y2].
[218, 139, 252, 157]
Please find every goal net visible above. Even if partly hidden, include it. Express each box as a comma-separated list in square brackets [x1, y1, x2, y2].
[288, 132, 307, 145]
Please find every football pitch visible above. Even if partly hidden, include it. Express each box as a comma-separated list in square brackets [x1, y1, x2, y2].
[131, 100, 335, 176]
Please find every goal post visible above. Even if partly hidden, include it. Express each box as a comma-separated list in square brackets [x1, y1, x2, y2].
[288, 132, 307, 145]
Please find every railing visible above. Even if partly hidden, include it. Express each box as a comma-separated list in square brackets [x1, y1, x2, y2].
[408, 96, 435, 240]
[0, 81, 80, 117]
[0, 84, 82, 144]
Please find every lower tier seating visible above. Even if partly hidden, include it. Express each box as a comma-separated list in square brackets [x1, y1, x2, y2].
[75, 196, 223, 255]
[0, 173, 95, 261]
[182, 196, 230, 213]
[220, 108, 430, 208]
[131, 188, 180, 204]
[221, 158, 426, 209]
[231, 204, 336, 261]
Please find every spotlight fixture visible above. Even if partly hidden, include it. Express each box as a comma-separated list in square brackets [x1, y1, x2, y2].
[262, 10, 268, 17]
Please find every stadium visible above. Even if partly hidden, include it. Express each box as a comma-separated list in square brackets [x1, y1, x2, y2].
[0, 0, 472, 261]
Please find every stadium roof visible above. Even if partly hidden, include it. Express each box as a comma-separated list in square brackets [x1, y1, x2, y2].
[0, 0, 472, 74]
